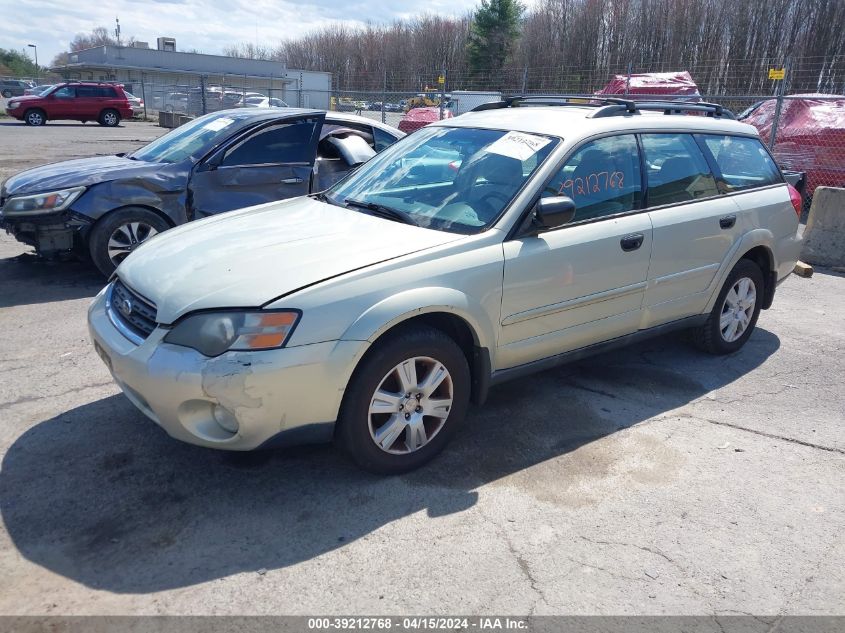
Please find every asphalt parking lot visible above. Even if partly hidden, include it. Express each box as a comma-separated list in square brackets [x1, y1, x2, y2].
[0, 119, 843, 617]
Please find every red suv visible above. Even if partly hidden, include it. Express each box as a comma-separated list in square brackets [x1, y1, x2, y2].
[4, 82, 134, 127]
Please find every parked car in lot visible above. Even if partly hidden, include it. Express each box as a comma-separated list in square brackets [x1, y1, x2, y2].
[152, 91, 189, 113]
[236, 96, 289, 108]
[0, 78, 33, 98]
[124, 91, 145, 117]
[23, 84, 54, 96]
[87, 97, 802, 473]
[0, 109, 403, 275]
[4, 82, 134, 126]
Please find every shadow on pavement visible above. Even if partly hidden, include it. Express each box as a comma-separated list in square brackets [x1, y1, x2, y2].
[0, 328, 780, 593]
[0, 252, 104, 308]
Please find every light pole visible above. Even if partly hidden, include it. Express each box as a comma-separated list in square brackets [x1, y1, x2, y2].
[27, 44, 38, 82]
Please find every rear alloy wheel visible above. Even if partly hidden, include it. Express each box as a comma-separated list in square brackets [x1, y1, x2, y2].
[98, 109, 120, 127]
[89, 208, 170, 276]
[24, 109, 46, 126]
[693, 259, 764, 355]
[338, 325, 470, 474]
[1, 89, 11, 98]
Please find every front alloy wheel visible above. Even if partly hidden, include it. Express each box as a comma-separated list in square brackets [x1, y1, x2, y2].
[338, 325, 470, 474]
[368, 356, 453, 454]
[107, 222, 159, 267]
[89, 207, 170, 276]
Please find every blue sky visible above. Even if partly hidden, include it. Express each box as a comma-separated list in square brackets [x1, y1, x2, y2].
[1, 0, 488, 67]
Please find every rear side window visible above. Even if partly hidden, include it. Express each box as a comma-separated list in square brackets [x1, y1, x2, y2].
[543, 134, 642, 223]
[700, 135, 782, 191]
[222, 119, 318, 166]
[76, 86, 98, 98]
[99, 86, 117, 97]
[641, 133, 720, 206]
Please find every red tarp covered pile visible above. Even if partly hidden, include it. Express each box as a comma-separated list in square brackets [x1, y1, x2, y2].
[398, 107, 453, 134]
[596, 71, 702, 101]
[742, 94, 845, 195]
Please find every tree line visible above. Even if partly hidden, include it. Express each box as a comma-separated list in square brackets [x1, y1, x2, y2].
[226, 0, 845, 96]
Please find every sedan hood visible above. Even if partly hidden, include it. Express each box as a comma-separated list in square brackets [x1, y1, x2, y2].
[118, 197, 464, 324]
[2, 155, 162, 197]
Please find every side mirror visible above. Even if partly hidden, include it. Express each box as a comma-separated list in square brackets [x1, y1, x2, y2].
[524, 196, 576, 235]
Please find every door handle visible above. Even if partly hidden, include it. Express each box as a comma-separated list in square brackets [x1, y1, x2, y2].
[620, 233, 645, 252]
[719, 215, 737, 229]
[281, 177, 304, 185]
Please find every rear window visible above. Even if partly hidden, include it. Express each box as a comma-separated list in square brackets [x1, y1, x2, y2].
[699, 135, 783, 191]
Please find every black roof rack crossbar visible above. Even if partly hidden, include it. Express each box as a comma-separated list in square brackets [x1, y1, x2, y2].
[470, 95, 634, 112]
[589, 100, 736, 120]
[470, 95, 735, 120]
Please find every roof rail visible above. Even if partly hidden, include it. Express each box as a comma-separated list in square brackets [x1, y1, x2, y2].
[470, 95, 736, 120]
[589, 100, 736, 120]
[471, 94, 605, 112]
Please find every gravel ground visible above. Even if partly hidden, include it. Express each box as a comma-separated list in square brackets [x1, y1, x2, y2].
[0, 120, 842, 617]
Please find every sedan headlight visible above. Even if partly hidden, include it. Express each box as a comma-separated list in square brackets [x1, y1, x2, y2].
[164, 310, 300, 357]
[3, 186, 86, 216]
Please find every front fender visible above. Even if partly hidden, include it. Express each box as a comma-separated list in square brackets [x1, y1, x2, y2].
[341, 286, 498, 353]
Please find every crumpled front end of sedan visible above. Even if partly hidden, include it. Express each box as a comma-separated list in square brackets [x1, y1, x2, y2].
[87, 280, 367, 450]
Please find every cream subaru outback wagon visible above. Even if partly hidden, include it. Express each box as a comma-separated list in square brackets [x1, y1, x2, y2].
[88, 97, 803, 473]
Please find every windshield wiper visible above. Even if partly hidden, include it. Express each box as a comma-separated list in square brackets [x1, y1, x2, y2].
[344, 198, 419, 226]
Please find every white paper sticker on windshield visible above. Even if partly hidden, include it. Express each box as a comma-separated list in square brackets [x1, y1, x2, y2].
[204, 117, 235, 132]
[486, 132, 552, 161]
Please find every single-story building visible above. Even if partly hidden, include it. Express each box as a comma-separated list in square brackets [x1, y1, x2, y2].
[51, 42, 331, 111]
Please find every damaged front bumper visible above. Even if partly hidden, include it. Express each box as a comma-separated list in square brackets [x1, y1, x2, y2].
[0, 209, 90, 257]
[87, 285, 368, 450]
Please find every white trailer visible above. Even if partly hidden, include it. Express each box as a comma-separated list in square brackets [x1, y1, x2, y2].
[449, 90, 503, 116]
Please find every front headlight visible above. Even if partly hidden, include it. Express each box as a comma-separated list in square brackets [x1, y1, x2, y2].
[164, 310, 300, 357]
[7, 101, 19, 109]
[3, 186, 86, 216]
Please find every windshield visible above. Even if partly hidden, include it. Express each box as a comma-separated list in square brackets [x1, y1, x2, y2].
[129, 111, 251, 163]
[37, 85, 54, 96]
[327, 126, 558, 234]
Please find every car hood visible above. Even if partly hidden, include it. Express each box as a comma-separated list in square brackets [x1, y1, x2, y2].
[118, 197, 464, 324]
[2, 155, 163, 197]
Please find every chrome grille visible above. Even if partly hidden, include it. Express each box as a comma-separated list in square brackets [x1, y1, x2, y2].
[108, 280, 157, 342]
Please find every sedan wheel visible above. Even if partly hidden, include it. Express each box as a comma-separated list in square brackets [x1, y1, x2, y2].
[719, 277, 756, 343]
[368, 356, 453, 454]
[107, 222, 159, 267]
[89, 208, 170, 276]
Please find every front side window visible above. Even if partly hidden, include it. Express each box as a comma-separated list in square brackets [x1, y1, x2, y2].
[641, 133, 720, 206]
[328, 126, 558, 234]
[699, 134, 782, 191]
[542, 134, 642, 223]
[373, 126, 398, 151]
[222, 119, 318, 166]
[53, 86, 75, 99]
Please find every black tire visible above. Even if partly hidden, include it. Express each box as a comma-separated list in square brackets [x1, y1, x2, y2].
[23, 109, 46, 126]
[693, 259, 764, 355]
[1, 89, 11, 98]
[98, 109, 121, 127]
[337, 325, 470, 474]
[88, 207, 170, 276]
